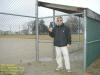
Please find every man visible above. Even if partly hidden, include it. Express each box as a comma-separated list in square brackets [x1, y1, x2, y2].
[48, 16, 71, 72]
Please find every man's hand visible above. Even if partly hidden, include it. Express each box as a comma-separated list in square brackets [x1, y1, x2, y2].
[67, 44, 70, 48]
[48, 28, 53, 32]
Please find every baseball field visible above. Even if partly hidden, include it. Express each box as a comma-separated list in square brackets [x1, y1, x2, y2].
[0, 34, 95, 75]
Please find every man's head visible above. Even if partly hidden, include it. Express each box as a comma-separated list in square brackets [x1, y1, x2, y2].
[57, 16, 63, 26]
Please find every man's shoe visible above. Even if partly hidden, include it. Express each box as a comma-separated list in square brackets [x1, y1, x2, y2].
[66, 69, 72, 72]
[56, 67, 63, 71]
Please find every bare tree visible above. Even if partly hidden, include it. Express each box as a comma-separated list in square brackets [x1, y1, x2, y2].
[22, 19, 49, 35]
[39, 19, 48, 34]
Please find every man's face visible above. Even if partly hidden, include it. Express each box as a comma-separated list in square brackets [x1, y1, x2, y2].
[57, 18, 63, 26]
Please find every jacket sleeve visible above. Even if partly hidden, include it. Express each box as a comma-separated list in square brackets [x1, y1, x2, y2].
[65, 26, 71, 45]
[49, 27, 55, 38]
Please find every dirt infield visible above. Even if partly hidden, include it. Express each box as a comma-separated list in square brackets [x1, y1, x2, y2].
[0, 38, 82, 64]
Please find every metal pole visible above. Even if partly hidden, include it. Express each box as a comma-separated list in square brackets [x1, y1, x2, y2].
[9, 25, 11, 34]
[78, 17, 80, 42]
[53, 9, 56, 58]
[19, 25, 20, 35]
[83, 9, 87, 71]
[35, 0, 39, 61]
[39, 13, 83, 19]
[77, 16, 80, 49]
[0, 12, 36, 18]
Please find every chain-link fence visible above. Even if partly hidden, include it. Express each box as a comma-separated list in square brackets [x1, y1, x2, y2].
[0, 14, 35, 35]
[38, 14, 84, 59]
[0, 0, 36, 35]
[0, 0, 37, 65]
[0, 0, 84, 65]
[37, 15, 84, 40]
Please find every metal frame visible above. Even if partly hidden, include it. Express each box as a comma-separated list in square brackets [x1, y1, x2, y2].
[38, 13, 82, 19]
[83, 9, 87, 71]
[36, 2, 84, 64]
[35, 0, 39, 61]
[87, 39, 100, 44]
[0, 12, 36, 18]
[37, 13, 83, 61]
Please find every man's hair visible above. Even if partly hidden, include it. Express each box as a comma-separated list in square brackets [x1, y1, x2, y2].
[57, 16, 63, 20]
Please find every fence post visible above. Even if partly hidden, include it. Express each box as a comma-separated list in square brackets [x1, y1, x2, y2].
[53, 9, 56, 58]
[83, 9, 87, 71]
[35, 0, 39, 61]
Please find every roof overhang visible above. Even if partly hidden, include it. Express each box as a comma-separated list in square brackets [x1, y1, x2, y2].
[38, 1, 100, 21]
[38, 1, 85, 14]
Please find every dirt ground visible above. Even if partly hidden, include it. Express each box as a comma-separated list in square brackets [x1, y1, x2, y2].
[86, 57, 100, 75]
[0, 38, 98, 75]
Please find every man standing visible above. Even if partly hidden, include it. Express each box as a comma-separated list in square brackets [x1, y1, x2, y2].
[48, 16, 71, 72]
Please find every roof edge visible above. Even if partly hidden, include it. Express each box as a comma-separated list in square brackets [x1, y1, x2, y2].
[86, 8, 100, 21]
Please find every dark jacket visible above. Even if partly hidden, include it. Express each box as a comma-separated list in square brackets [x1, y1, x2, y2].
[49, 23, 71, 47]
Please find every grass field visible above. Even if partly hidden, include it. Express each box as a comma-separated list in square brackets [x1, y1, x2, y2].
[0, 34, 83, 42]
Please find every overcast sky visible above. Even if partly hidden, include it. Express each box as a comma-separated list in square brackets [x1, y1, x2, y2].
[0, 0, 100, 32]
[0, 0, 36, 31]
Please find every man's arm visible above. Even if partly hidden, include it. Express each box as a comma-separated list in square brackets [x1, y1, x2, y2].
[65, 26, 71, 47]
[67, 27, 71, 45]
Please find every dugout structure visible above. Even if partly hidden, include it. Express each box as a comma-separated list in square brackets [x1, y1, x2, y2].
[38, 1, 100, 71]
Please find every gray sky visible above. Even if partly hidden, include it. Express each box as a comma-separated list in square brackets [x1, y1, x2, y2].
[0, 0, 100, 32]
[0, 0, 36, 16]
